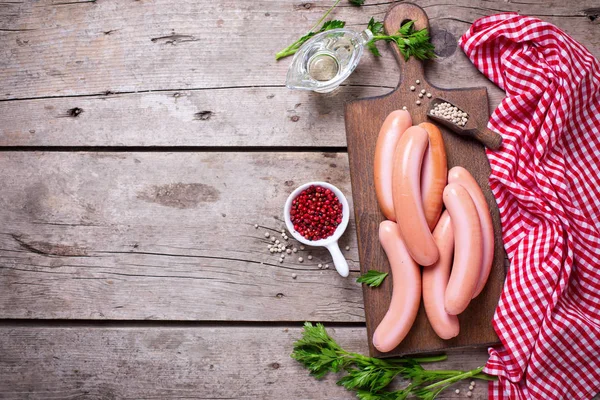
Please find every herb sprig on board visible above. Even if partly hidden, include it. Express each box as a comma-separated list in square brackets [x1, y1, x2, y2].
[356, 270, 388, 287]
[275, 1, 436, 62]
[370, 19, 436, 61]
[291, 322, 495, 400]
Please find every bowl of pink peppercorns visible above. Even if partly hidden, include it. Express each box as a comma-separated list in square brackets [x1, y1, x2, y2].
[284, 182, 350, 277]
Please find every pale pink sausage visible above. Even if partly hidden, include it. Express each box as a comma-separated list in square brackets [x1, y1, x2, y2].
[373, 221, 421, 353]
[374, 110, 412, 221]
[392, 126, 440, 266]
[419, 122, 447, 231]
[443, 183, 483, 315]
[448, 166, 494, 298]
[422, 211, 460, 339]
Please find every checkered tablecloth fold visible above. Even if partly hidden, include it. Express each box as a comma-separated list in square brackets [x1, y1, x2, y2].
[459, 13, 600, 400]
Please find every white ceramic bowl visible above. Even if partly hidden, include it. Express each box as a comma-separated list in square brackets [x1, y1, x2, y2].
[283, 181, 350, 277]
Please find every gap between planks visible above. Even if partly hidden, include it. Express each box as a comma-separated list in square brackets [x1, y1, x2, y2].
[0, 319, 367, 329]
[0, 146, 349, 152]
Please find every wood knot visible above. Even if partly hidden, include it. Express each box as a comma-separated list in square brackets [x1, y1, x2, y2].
[295, 2, 312, 10]
[430, 28, 458, 58]
[583, 7, 599, 21]
[270, 362, 280, 369]
[290, 115, 300, 122]
[67, 107, 83, 117]
[194, 111, 213, 121]
[275, 293, 285, 299]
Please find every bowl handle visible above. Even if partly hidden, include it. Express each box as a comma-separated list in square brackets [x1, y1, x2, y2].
[326, 242, 349, 277]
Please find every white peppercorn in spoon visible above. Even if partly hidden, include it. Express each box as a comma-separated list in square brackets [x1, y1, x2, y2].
[284, 182, 350, 277]
[427, 97, 503, 150]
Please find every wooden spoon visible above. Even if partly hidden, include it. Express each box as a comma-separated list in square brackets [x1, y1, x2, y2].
[427, 97, 502, 150]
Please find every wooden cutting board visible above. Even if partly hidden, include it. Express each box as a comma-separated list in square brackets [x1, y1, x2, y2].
[345, 2, 506, 358]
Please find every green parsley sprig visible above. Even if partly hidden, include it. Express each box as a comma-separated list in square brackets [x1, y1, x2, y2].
[291, 322, 496, 400]
[357, 270, 388, 287]
[275, 0, 345, 60]
[369, 19, 436, 61]
[275, 2, 436, 62]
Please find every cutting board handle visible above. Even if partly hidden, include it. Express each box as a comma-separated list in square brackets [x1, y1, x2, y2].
[383, 2, 428, 84]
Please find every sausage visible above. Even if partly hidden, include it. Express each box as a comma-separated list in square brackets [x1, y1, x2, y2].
[374, 110, 412, 221]
[443, 183, 483, 315]
[373, 221, 421, 352]
[448, 166, 494, 298]
[392, 126, 439, 266]
[418, 122, 447, 231]
[422, 211, 460, 339]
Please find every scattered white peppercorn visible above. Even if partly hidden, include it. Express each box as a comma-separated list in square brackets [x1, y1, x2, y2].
[298, 257, 304, 263]
[281, 254, 285, 259]
[275, 240, 280, 244]
[418, 93, 423, 98]
[455, 389, 460, 394]
[279, 258, 283, 263]
[318, 263, 323, 269]
[416, 100, 421, 105]
[281, 229, 286, 234]
[283, 235, 288, 240]
[426, 92, 432, 98]
[292, 273, 297, 279]
[254, 224, 259, 229]
[300, 245, 305, 250]
[467, 391, 472, 397]
[402, 106, 407, 110]
[264, 232, 270, 238]
[271, 236, 276, 242]
[286, 248, 292, 254]
[293, 248, 298, 253]
[410, 85, 416, 91]
[270, 248, 275, 253]
[470, 381, 475, 386]
[324, 264, 329, 269]
[307, 255, 313, 260]
[416, 79, 421, 84]
[421, 89, 426, 94]
[345, 246, 350, 251]
[267, 245, 272, 249]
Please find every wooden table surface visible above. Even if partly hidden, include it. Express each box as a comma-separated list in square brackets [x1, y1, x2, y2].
[0, 1, 598, 399]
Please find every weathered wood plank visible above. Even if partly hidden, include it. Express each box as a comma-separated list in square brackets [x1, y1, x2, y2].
[0, 86, 388, 147]
[0, 0, 597, 101]
[0, 151, 367, 321]
[1, 1, 597, 146]
[0, 325, 491, 399]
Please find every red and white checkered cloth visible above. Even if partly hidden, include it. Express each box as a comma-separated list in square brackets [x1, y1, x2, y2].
[460, 13, 600, 400]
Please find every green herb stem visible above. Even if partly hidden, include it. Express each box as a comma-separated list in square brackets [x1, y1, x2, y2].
[292, 323, 494, 400]
[410, 355, 448, 363]
[310, 0, 342, 32]
[275, 0, 343, 60]
[420, 367, 484, 391]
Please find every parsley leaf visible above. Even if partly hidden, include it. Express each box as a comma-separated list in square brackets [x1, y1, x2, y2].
[366, 17, 385, 56]
[275, 0, 344, 60]
[356, 270, 388, 287]
[276, 19, 346, 60]
[291, 323, 494, 400]
[370, 19, 436, 61]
